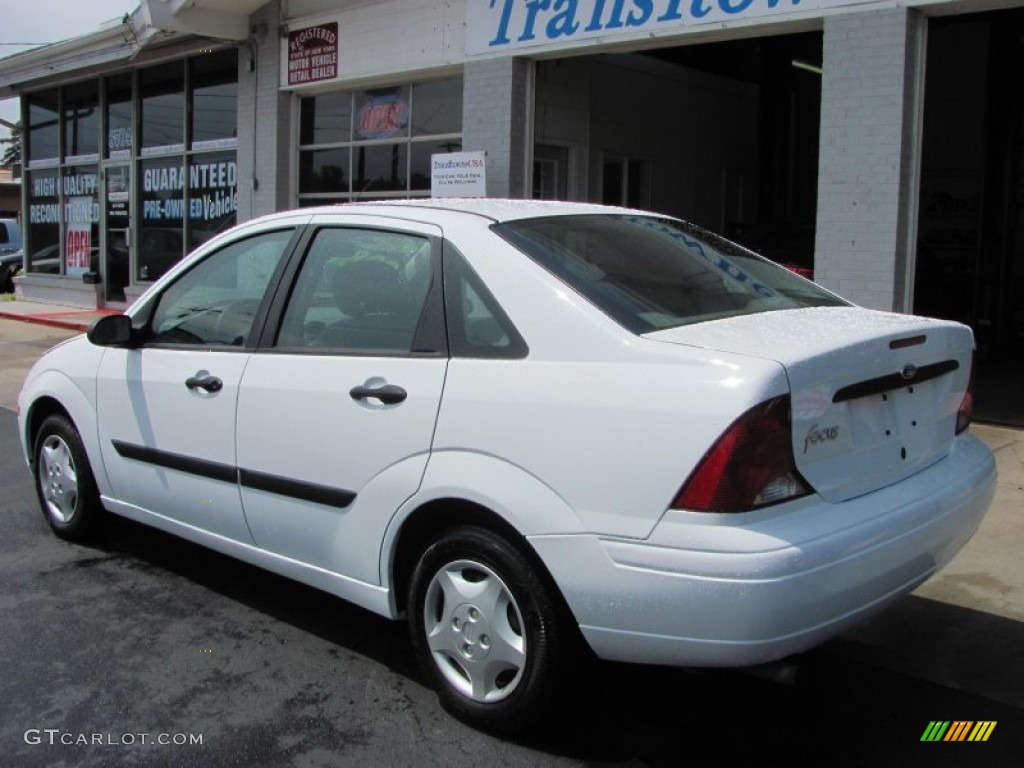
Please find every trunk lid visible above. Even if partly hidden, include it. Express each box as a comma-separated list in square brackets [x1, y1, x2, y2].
[646, 307, 973, 503]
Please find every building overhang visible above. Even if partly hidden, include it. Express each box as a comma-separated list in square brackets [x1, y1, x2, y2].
[0, 0, 271, 96]
[141, 0, 272, 42]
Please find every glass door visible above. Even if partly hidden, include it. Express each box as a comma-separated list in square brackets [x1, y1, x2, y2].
[103, 164, 131, 305]
[533, 144, 570, 200]
[601, 155, 649, 208]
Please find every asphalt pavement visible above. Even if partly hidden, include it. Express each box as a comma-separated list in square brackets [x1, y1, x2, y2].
[1, 317, 1022, 767]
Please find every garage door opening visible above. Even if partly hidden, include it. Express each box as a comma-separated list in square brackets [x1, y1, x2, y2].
[533, 32, 822, 277]
[915, 10, 1024, 424]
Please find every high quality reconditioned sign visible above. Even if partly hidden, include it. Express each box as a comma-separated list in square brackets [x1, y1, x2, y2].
[467, 0, 877, 55]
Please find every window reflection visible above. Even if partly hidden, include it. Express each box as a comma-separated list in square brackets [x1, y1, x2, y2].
[63, 82, 99, 160]
[28, 90, 60, 162]
[106, 74, 133, 158]
[141, 62, 185, 150]
[191, 50, 238, 147]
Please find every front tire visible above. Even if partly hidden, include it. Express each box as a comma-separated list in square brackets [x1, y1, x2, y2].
[33, 414, 103, 541]
[408, 525, 572, 733]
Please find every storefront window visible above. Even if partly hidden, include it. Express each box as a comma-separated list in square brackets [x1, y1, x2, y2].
[27, 90, 60, 162]
[188, 151, 237, 247]
[300, 90, 351, 145]
[412, 79, 462, 136]
[191, 50, 238, 147]
[26, 168, 60, 273]
[21, 49, 237, 291]
[411, 142, 454, 191]
[298, 77, 461, 204]
[299, 148, 349, 193]
[106, 74, 133, 159]
[355, 86, 410, 140]
[354, 144, 407, 192]
[61, 165, 100, 277]
[63, 81, 99, 161]
[139, 156, 185, 282]
[140, 62, 184, 151]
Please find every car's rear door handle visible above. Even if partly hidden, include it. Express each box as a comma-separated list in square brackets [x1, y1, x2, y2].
[185, 374, 223, 393]
[349, 383, 407, 404]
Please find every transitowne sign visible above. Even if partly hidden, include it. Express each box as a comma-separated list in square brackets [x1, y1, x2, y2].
[467, 0, 878, 55]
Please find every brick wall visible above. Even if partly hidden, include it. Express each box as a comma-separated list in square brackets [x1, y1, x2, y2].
[462, 57, 532, 198]
[815, 8, 926, 311]
[237, 0, 292, 221]
[286, 0, 465, 83]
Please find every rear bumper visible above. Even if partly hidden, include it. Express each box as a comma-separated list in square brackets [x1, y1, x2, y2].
[529, 434, 996, 667]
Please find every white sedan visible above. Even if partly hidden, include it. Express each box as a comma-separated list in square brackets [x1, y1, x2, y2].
[18, 200, 996, 732]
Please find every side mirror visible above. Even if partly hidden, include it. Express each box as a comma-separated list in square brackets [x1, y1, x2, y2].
[87, 314, 138, 348]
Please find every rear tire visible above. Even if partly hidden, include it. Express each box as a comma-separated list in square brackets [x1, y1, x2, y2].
[33, 414, 103, 541]
[407, 525, 572, 733]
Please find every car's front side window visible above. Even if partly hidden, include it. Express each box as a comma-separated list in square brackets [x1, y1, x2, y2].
[148, 229, 293, 347]
[276, 227, 434, 354]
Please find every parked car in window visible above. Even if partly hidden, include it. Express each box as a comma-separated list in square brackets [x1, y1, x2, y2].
[0, 249, 22, 293]
[18, 200, 995, 732]
[0, 217, 21, 255]
[0, 218, 23, 293]
[0, 243, 70, 291]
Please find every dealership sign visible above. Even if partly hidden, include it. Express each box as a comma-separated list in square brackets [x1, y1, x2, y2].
[432, 151, 487, 198]
[288, 23, 338, 85]
[468, 0, 875, 55]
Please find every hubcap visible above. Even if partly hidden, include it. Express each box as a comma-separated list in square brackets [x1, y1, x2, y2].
[423, 559, 526, 703]
[38, 435, 79, 524]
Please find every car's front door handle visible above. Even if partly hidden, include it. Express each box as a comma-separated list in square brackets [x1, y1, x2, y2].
[185, 374, 223, 393]
[349, 383, 407, 405]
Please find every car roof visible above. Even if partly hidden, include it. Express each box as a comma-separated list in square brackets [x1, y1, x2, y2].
[261, 199, 651, 225]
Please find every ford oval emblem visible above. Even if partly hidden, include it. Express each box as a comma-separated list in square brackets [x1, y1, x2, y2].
[901, 363, 918, 381]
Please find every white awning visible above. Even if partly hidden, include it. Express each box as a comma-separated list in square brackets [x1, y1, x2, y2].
[141, 0, 272, 42]
[0, 1, 272, 93]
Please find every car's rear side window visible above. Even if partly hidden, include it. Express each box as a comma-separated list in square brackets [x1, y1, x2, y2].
[494, 215, 846, 333]
[443, 245, 527, 359]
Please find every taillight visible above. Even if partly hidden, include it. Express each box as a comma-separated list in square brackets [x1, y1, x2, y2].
[956, 364, 974, 435]
[672, 395, 811, 513]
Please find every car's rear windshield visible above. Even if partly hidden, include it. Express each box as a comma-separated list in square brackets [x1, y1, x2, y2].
[493, 214, 847, 334]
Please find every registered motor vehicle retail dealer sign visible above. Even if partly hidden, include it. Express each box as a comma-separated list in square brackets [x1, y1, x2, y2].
[288, 23, 338, 86]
